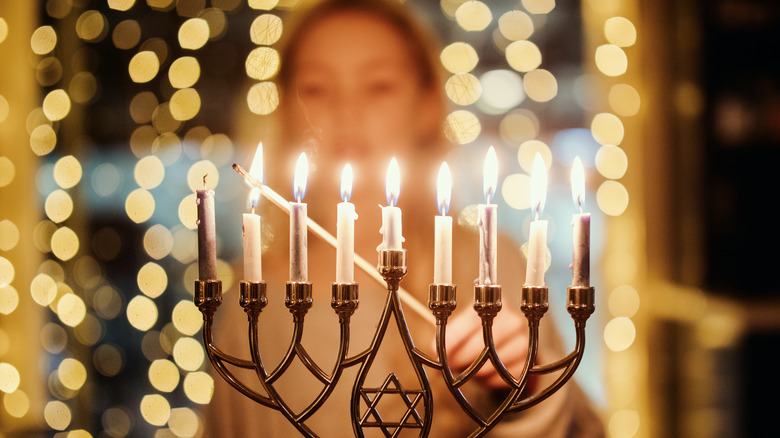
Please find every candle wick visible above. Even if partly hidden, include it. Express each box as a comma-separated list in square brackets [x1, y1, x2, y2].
[578, 197, 583, 215]
[202, 174, 208, 189]
[535, 203, 540, 221]
[251, 206, 256, 215]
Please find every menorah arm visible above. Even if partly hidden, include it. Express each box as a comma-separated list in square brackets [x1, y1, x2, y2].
[266, 320, 305, 384]
[202, 316, 277, 408]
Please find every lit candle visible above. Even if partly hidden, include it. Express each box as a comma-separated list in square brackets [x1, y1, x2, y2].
[571, 156, 591, 287]
[290, 153, 308, 282]
[379, 158, 403, 250]
[243, 143, 263, 282]
[525, 153, 548, 286]
[336, 164, 357, 283]
[434, 162, 453, 285]
[478, 147, 498, 286]
[197, 176, 218, 281]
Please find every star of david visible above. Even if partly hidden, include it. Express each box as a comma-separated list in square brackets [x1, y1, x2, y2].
[359, 373, 425, 436]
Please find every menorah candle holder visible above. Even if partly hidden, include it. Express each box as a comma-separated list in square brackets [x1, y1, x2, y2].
[194, 248, 595, 437]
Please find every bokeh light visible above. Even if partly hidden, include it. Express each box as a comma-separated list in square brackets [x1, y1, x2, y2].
[51, 226, 80, 261]
[597, 180, 629, 216]
[0, 157, 14, 187]
[137, 262, 168, 298]
[144, 225, 174, 260]
[140, 394, 170, 426]
[0, 220, 20, 251]
[31, 273, 58, 306]
[125, 188, 156, 223]
[169, 88, 202, 121]
[609, 83, 641, 117]
[506, 40, 542, 73]
[57, 294, 87, 327]
[523, 69, 558, 102]
[31, 26, 57, 55]
[183, 371, 213, 404]
[44, 400, 71, 431]
[455, 1, 492, 32]
[245, 47, 280, 80]
[127, 295, 159, 331]
[501, 173, 531, 210]
[43, 89, 71, 121]
[479, 69, 524, 114]
[604, 17, 637, 47]
[595, 44, 628, 77]
[246, 81, 279, 115]
[4, 389, 30, 418]
[129, 51, 160, 83]
[440, 42, 479, 74]
[58, 358, 87, 391]
[591, 112, 625, 145]
[498, 10, 534, 41]
[102, 407, 133, 437]
[0, 362, 20, 393]
[30, 124, 57, 156]
[168, 407, 200, 438]
[172, 337, 204, 371]
[517, 140, 552, 173]
[168, 56, 201, 89]
[76, 10, 108, 43]
[186, 160, 219, 192]
[250, 14, 283, 45]
[595, 144, 628, 179]
[608, 285, 641, 318]
[149, 359, 180, 392]
[522, 0, 555, 14]
[94, 344, 124, 377]
[604, 317, 636, 351]
[178, 194, 198, 229]
[53, 155, 83, 189]
[113, 19, 142, 49]
[0, 285, 19, 315]
[178, 18, 210, 50]
[45, 190, 74, 223]
[444, 110, 481, 144]
[445, 73, 482, 106]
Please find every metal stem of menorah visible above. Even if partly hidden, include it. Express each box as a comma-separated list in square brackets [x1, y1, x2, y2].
[194, 248, 595, 437]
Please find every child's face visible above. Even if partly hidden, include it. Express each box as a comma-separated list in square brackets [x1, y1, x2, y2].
[288, 11, 437, 165]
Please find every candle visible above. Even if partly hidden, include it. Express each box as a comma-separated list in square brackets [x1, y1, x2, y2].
[379, 158, 403, 250]
[243, 143, 263, 282]
[525, 153, 548, 286]
[336, 164, 357, 283]
[571, 156, 591, 287]
[434, 162, 453, 285]
[196, 176, 218, 281]
[478, 147, 498, 286]
[290, 153, 308, 282]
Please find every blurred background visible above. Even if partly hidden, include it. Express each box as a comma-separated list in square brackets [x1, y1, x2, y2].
[0, 0, 778, 437]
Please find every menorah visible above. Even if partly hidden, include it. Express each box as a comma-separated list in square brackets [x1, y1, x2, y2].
[192, 152, 595, 437]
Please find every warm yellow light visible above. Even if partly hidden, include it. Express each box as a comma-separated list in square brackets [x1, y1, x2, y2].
[517, 140, 551, 174]
[444, 110, 481, 144]
[168, 407, 200, 438]
[31, 26, 57, 55]
[340, 163, 353, 203]
[604, 17, 637, 47]
[609, 83, 641, 117]
[51, 227, 79, 261]
[149, 359, 180, 392]
[0, 362, 20, 393]
[506, 40, 541, 72]
[293, 152, 309, 202]
[201, 133, 234, 167]
[45, 190, 73, 223]
[250, 14, 283, 45]
[31, 273, 57, 306]
[178, 194, 198, 230]
[173, 337, 205, 371]
[595, 44, 628, 77]
[127, 295, 158, 331]
[76, 10, 108, 42]
[183, 371, 214, 404]
[0, 285, 18, 315]
[54, 155, 82, 189]
[134, 156, 165, 190]
[482, 147, 497, 203]
[604, 316, 636, 351]
[168, 56, 200, 89]
[597, 180, 629, 216]
[108, 0, 136, 12]
[137, 262, 168, 298]
[445, 73, 482, 106]
[152, 132, 183, 165]
[385, 157, 400, 206]
[140, 394, 171, 426]
[437, 162, 452, 215]
[596, 144, 628, 179]
[112, 19, 142, 49]
[530, 153, 547, 217]
[44, 400, 71, 430]
[499, 110, 538, 146]
[57, 294, 87, 327]
[0, 157, 14, 187]
[94, 344, 124, 377]
[245, 47, 280, 80]
[4, 389, 29, 418]
[608, 284, 640, 318]
[169, 88, 201, 121]
[609, 409, 641, 438]
[172, 300, 202, 336]
[246, 81, 279, 115]
[498, 11, 533, 41]
[58, 358, 87, 390]
[143, 225, 173, 260]
[523, 69, 558, 102]
[500, 173, 531, 210]
[125, 188, 155, 223]
[455, 1, 492, 32]
[440, 42, 479, 74]
[128, 51, 160, 83]
[43, 89, 71, 121]
[571, 156, 586, 209]
[30, 124, 57, 156]
[591, 112, 625, 145]
[178, 18, 209, 50]
[0, 18, 8, 44]
[0, 220, 19, 251]
[522, 0, 555, 14]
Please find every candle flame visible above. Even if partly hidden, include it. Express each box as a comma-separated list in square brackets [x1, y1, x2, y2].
[483, 146, 498, 203]
[571, 156, 585, 212]
[437, 162, 452, 215]
[293, 152, 308, 202]
[386, 157, 401, 206]
[248, 142, 264, 208]
[530, 153, 547, 220]
[341, 163, 353, 202]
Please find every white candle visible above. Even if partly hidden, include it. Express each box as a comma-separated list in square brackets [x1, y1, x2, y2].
[525, 153, 548, 286]
[478, 147, 498, 285]
[571, 157, 591, 287]
[336, 164, 357, 283]
[290, 153, 308, 282]
[242, 144, 264, 282]
[434, 162, 453, 284]
[379, 158, 403, 250]
[196, 179, 218, 281]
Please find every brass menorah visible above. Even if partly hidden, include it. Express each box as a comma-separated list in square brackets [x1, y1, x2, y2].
[194, 249, 595, 437]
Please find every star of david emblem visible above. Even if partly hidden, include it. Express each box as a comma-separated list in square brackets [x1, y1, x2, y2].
[359, 373, 425, 435]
